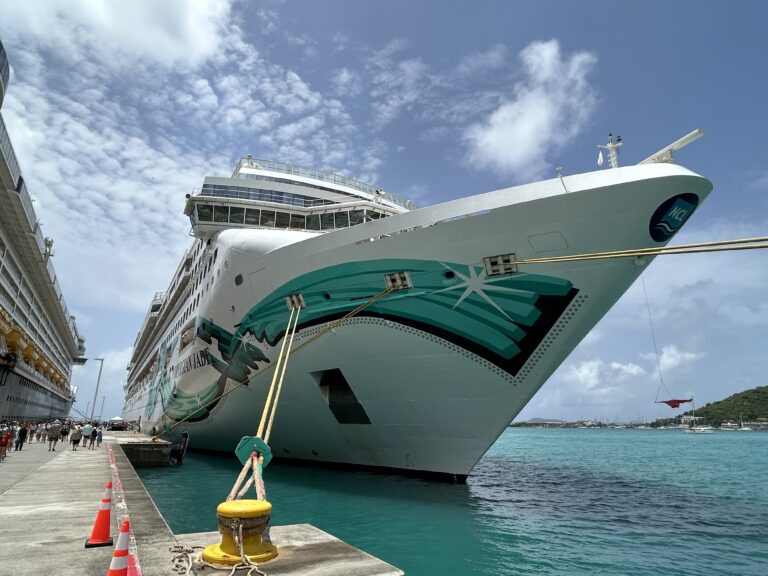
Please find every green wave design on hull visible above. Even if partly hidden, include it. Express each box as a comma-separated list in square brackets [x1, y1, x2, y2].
[237, 259, 574, 361]
[150, 258, 577, 426]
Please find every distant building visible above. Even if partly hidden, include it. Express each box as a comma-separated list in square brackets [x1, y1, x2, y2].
[681, 415, 703, 423]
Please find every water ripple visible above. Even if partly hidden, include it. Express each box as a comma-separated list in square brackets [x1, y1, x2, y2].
[139, 429, 768, 575]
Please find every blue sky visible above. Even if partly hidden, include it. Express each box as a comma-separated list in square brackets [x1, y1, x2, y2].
[0, 1, 766, 423]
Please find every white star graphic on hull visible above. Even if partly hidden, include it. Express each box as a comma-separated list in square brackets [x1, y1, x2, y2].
[432, 264, 529, 322]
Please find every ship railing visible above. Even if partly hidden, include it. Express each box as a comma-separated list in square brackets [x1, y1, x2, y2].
[233, 156, 416, 210]
[194, 186, 338, 208]
[16, 178, 37, 232]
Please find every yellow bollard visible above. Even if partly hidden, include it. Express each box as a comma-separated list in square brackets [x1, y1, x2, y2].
[202, 499, 278, 565]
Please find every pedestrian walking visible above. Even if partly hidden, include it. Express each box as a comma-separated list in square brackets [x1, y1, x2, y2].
[0, 429, 11, 461]
[70, 426, 82, 450]
[14, 424, 28, 451]
[96, 428, 103, 448]
[88, 426, 97, 449]
[81, 422, 93, 447]
[36, 423, 44, 443]
[47, 420, 61, 451]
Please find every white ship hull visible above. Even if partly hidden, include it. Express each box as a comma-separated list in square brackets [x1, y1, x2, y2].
[124, 164, 711, 477]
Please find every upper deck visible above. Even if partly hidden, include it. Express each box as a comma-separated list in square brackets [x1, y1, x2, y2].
[184, 157, 412, 238]
[232, 156, 416, 211]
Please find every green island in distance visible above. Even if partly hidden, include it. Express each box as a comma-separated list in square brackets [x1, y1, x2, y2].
[513, 385, 768, 428]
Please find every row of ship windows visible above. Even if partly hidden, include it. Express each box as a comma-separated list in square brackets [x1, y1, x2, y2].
[161, 242, 217, 349]
[201, 183, 337, 207]
[14, 375, 63, 399]
[4, 394, 66, 410]
[195, 205, 386, 230]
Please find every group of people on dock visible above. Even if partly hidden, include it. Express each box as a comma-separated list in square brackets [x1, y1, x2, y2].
[0, 419, 105, 460]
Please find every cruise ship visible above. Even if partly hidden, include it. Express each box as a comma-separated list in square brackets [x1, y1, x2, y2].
[0, 38, 86, 421]
[123, 135, 712, 479]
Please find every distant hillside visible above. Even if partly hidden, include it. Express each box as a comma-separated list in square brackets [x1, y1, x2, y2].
[683, 386, 768, 424]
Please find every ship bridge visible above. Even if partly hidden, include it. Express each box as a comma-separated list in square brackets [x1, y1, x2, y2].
[184, 156, 412, 238]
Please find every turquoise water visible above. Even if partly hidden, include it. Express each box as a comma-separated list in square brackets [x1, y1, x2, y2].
[138, 429, 767, 575]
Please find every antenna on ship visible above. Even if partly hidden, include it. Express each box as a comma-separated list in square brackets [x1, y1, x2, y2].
[597, 133, 622, 168]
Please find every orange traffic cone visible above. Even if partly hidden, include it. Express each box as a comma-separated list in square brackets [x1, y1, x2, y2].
[106, 520, 130, 576]
[85, 481, 114, 548]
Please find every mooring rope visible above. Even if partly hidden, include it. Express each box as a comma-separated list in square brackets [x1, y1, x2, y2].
[256, 307, 297, 439]
[263, 306, 301, 445]
[154, 286, 393, 441]
[507, 236, 768, 266]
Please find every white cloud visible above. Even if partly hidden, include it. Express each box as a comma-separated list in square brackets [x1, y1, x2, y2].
[569, 359, 646, 389]
[579, 328, 604, 346]
[368, 40, 430, 130]
[331, 68, 363, 98]
[455, 44, 507, 77]
[0, 0, 233, 70]
[1, 1, 392, 317]
[656, 345, 704, 375]
[528, 358, 647, 414]
[463, 39, 598, 181]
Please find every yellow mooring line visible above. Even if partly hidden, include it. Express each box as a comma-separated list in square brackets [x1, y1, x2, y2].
[508, 236, 768, 266]
[153, 286, 395, 441]
[155, 234, 768, 442]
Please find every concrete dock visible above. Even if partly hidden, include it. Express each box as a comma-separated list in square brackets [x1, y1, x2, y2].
[0, 433, 404, 575]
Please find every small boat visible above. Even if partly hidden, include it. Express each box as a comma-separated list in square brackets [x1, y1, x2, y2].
[685, 425, 715, 434]
[737, 414, 753, 431]
[683, 399, 713, 433]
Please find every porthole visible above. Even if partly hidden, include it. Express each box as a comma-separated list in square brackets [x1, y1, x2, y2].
[235, 274, 243, 286]
[444, 270, 455, 279]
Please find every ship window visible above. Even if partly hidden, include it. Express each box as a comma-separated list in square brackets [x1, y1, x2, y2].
[275, 212, 290, 228]
[260, 210, 276, 227]
[349, 210, 364, 226]
[290, 214, 305, 229]
[366, 210, 381, 220]
[245, 209, 260, 225]
[335, 211, 349, 228]
[320, 213, 335, 230]
[229, 207, 245, 224]
[214, 206, 229, 223]
[306, 214, 320, 230]
[197, 205, 213, 222]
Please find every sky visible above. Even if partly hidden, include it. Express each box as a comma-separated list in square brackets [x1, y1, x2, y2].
[0, 0, 766, 424]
